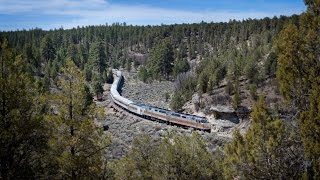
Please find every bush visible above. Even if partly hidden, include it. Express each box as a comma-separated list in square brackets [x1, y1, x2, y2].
[249, 84, 258, 100]
[138, 66, 149, 83]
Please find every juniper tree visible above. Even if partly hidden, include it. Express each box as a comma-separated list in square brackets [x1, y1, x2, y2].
[223, 97, 304, 179]
[275, 0, 320, 177]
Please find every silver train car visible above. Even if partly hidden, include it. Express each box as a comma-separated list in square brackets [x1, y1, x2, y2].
[110, 70, 211, 132]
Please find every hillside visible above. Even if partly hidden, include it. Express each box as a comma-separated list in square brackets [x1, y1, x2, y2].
[1, 1, 320, 178]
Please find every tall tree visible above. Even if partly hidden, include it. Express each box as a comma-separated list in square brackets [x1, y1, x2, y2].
[275, 0, 320, 177]
[88, 41, 107, 75]
[148, 38, 174, 80]
[0, 39, 48, 179]
[41, 34, 56, 62]
[46, 59, 109, 179]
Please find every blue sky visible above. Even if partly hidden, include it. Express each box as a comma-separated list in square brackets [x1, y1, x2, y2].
[0, 0, 306, 31]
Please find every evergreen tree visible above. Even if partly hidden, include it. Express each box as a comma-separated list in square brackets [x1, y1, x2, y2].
[232, 80, 241, 109]
[113, 132, 221, 180]
[148, 39, 174, 80]
[264, 51, 277, 77]
[0, 39, 48, 179]
[106, 69, 114, 84]
[138, 66, 149, 83]
[198, 72, 209, 94]
[41, 34, 56, 62]
[275, 1, 320, 177]
[46, 59, 109, 179]
[224, 97, 304, 179]
[93, 77, 104, 100]
[88, 41, 107, 75]
[170, 91, 185, 111]
[300, 85, 320, 178]
[173, 58, 190, 78]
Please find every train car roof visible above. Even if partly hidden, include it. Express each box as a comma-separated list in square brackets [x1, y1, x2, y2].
[116, 95, 133, 104]
[144, 104, 206, 118]
[130, 102, 146, 107]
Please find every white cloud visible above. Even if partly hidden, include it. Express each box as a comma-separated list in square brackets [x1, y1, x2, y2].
[0, 0, 303, 30]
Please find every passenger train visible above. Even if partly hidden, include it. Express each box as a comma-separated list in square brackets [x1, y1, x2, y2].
[110, 70, 211, 132]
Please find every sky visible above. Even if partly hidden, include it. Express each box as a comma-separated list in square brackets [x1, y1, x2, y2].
[0, 0, 306, 31]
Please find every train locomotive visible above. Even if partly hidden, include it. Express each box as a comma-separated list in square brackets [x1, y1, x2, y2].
[110, 70, 211, 132]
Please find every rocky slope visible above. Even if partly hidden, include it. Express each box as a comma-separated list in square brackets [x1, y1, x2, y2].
[96, 72, 229, 159]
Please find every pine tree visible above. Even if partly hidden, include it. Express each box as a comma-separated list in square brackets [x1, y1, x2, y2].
[232, 80, 241, 109]
[0, 39, 48, 179]
[46, 59, 109, 179]
[41, 34, 56, 62]
[88, 41, 107, 75]
[93, 77, 104, 100]
[148, 38, 174, 80]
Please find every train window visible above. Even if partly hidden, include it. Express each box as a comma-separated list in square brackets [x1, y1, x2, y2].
[155, 109, 158, 112]
[201, 120, 208, 123]
[182, 116, 186, 118]
[175, 114, 181, 117]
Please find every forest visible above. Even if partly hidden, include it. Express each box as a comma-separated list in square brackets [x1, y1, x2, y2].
[0, 0, 320, 179]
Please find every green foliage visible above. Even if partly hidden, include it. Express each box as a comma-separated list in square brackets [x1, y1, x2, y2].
[170, 91, 185, 111]
[275, 1, 320, 178]
[225, 79, 234, 95]
[105, 69, 114, 84]
[249, 84, 258, 100]
[93, 80, 104, 100]
[46, 59, 109, 179]
[232, 80, 241, 109]
[244, 58, 259, 84]
[173, 58, 190, 77]
[88, 40, 107, 75]
[0, 39, 49, 179]
[113, 132, 222, 180]
[275, 23, 305, 107]
[138, 66, 149, 83]
[0, 14, 308, 179]
[41, 34, 56, 62]
[197, 57, 227, 93]
[170, 72, 197, 111]
[198, 72, 209, 94]
[148, 38, 174, 80]
[224, 97, 304, 179]
[83, 85, 93, 113]
[264, 51, 277, 77]
[299, 86, 320, 178]
[84, 65, 92, 81]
